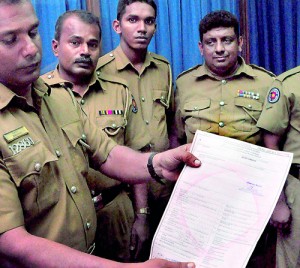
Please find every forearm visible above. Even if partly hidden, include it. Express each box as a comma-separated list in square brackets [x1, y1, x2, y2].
[0, 227, 121, 268]
[133, 183, 148, 210]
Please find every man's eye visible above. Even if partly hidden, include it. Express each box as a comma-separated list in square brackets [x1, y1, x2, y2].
[224, 38, 233, 44]
[29, 29, 39, 39]
[71, 41, 79, 46]
[128, 18, 137, 23]
[205, 40, 215, 46]
[145, 18, 155, 25]
[89, 43, 99, 49]
[1, 37, 16, 45]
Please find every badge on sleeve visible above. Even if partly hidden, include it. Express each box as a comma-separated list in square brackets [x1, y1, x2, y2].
[267, 87, 280, 103]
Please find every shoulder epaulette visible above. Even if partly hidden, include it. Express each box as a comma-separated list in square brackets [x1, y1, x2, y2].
[41, 70, 55, 81]
[96, 71, 129, 88]
[176, 65, 202, 80]
[249, 64, 276, 77]
[149, 52, 170, 65]
[96, 52, 115, 69]
[277, 66, 300, 82]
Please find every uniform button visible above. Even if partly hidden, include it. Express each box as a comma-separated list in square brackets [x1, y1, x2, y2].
[248, 104, 252, 108]
[145, 120, 149, 125]
[80, 99, 85, 105]
[109, 53, 113, 57]
[160, 96, 165, 100]
[193, 107, 198, 110]
[71, 186, 77, 194]
[86, 221, 91, 230]
[219, 122, 225, 127]
[81, 133, 87, 141]
[111, 123, 117, 129]
[141, 97, 145, 102]
[96, 71, 100, 76]
[220, 101, 225, 106]
[34, 162, 41, 172]
[221, 79, 227, 84]
[47, 74, 53, 79]
[55, 150, 61, 157]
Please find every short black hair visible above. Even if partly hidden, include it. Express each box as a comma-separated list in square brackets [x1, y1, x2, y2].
[54, 10, 101, 41]
[199, 10, 239, 41]
[117, 0, 157, 20]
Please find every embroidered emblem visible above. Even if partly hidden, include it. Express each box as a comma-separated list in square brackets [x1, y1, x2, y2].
[3, 126, 29, 143]
[8, 137, 34, 155]
[131, 95, 138, 113]
[237, 90, 260, 100]
[267, 87, 280, 103]
[99, 110, 123, 115]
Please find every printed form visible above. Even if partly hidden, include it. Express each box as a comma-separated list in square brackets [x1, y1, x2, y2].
[150, 130, 293, 268]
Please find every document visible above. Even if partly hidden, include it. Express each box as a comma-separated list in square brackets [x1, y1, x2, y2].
[150, 130, 293, 268]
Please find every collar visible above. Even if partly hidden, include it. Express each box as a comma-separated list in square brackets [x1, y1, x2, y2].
[43, 65, 100, 95]
[193, 56, 257, 80]
[114, 45, 160, 71]
[0, 78, 50, 111]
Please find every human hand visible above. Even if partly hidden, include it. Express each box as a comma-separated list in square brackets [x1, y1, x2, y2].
[130, 214, 150, 261]
[153, 144, 201, 181]
[132, 259, 195, 268]
[270, 201, 291, 231]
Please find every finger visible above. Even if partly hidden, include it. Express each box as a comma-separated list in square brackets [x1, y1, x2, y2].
[183, 152, 201, 167]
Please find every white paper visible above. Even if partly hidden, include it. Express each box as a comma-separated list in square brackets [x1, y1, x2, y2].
[150, 130, 293, 268]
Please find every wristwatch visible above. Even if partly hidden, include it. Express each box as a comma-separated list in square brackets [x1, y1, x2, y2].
[137, 207, 151, 215]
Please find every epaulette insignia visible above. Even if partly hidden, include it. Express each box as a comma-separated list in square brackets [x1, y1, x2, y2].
[131, 94, 138, 113]
[176, 65, 201, 80]
[249, 64, 276, 77]
[237, 90, 260, 100]
[97, 52, 115, 69]
[267, 87, 280, 103]
[99, 110, 123, 116]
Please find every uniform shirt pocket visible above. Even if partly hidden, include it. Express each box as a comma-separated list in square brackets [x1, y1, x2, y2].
[233, 97, 263, 132]
[183, 99, 212, 134]
[96, 115, 126, 136]
[4, 141, 59, 221]
[152, 88, 168, 122]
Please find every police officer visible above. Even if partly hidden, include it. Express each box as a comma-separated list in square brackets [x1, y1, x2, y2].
[174, 10, 275, 267]
[42, 10, 152, 262]
[257, 67, 300, 268]
[97, 0, 175, 253]
[0, 1, 199, 267]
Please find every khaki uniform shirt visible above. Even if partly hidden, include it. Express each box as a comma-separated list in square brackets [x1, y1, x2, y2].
[257, 66, 300, 163]
[42, 68, 150, 189]
[97, 45, 173, 152]
[175, 57, 275, 144]
[0, 78, 116, 251]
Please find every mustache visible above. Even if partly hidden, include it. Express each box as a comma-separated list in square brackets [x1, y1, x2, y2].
[74, 57, 92, 64]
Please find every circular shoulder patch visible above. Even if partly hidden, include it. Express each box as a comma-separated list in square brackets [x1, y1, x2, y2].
[267, 87, 280, 103]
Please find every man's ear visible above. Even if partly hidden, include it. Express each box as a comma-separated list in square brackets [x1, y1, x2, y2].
[238, 36, 243, 52]
[113, 19, 121, 34]
[52, 39, 59, 57]
[198, 41, 204, 56]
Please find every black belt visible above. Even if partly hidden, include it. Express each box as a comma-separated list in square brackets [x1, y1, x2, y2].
[92, 183, 125, 210]
[289, 163, 300, 179]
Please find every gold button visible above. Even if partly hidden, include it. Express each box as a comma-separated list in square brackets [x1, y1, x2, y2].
[141, 97, 145, 102]
[221, 80, 226, 84]
[219, 122, 225, 127]
[81, 134, 87, 141]
[145, 120, 149, 125]
[220, 101, 225, 106]
[47, 74, 53, 79]
[86, 221, 91, 229]
[160, 96, 165, 100]
[71, 186, 77, 194]
[248, 104, 252, 108]
[34, 162, 41, 172]
[80, 99, 85, 105]
[194, 107, 198, 110]
[96, 71, 100, 76]
[112, 123, 117, 129]
[109, 53, 113, 57]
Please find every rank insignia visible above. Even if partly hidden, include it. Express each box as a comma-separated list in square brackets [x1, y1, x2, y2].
[99, 110, 123, 115]
[3, 126, 29, 143]
[131, 95, 138, 113]
[237, 90, 260, 100]
[267, 87, 280, 103]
